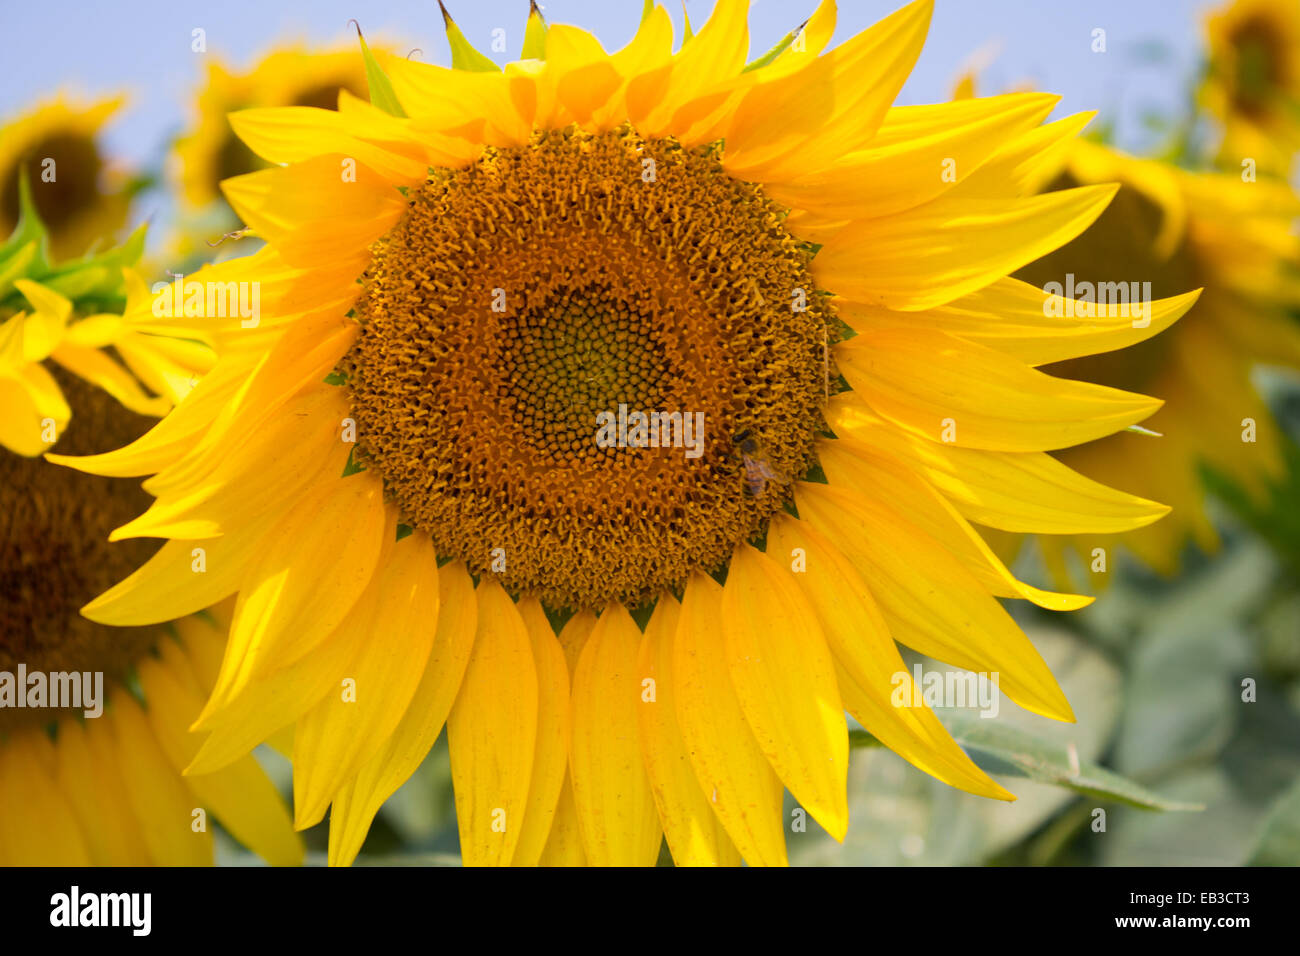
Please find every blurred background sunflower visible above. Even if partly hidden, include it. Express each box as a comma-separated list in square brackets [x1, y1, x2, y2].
[1201, 0, 1300, 178]
[0, 197, 300, 865]
[0, 96, 140, 261]
[1016, 140, 1300, 583]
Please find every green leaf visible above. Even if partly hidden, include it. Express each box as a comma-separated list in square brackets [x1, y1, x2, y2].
[1247, 770, 1300, 865]
[521, 0, 547, 59]
[0, 241, 39, 300]
[0, 170, 51, 273]
[943, 714, 1203, 811]
[848, 729, 884, 749]
[438, 1, 500, 72]
[354, 23, 407, 117]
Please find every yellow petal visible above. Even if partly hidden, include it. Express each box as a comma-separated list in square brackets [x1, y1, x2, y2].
[723, 0, 932, 182]
[838, 277, 1201, 368]
[568, 604, 663, 865]
[835, 327, 1161, 451]
[50, 342, 170, 417]
[536, 776, 588, 866]
[45, 350, 250, 477]
[766, 514, 1012, 801]
[293, 532, 440, 829]
[53, 719, 152, 864]
[816, 184, 1118, 311]
[328, 561, 477, 867]
[110, 695, 213, 864]
[0, 732, 91, 865]
[674, 572, 788, 866]
[112, 387, 351, 543]
[818, 438, 1093, 611]
[137, 639, 302, 866]
[447, 579, 538, 866]
[221, 154, 406, 267]
[721, 545, 848, 841]
[767, 93, 1060, 221]
[201, 471, 388, 715]
[827, 393, 1170, 534]
[0, 367, 66, 456]
[636, 595, 741, 866]
[13, 279, 70, 361]
[796, 481, 1074, 722]
[510, 597, 572, 867]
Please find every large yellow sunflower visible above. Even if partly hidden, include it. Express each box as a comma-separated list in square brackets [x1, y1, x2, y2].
[1015, 139, 1300, 581]
[1201, 0, 1300, 177]
[0, 96, 134, 261]
[60, 0, 1202, 867]
[0, 210, 300, 865]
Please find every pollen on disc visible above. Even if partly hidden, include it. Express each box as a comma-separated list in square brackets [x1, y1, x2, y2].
[343, 125, 836, 610]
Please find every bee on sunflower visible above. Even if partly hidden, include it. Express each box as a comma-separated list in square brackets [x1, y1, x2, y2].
[1015, 141, 1300, 584]
[0, 95, 137, 261]
[1201, 0, 1300, 178]
[0, 190, 301, 865]
[59, 0, 1202, 866]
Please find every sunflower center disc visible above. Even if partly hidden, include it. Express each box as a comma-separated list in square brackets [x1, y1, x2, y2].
[0, 132, 104, 234]
[345, 125, 832, 610]
[0, 369, 160, 730]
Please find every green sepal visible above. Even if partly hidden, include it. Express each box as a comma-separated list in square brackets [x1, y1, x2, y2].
[743, 18, 809, 73]
[342, 445, 367, 476]
[439, 1, 501, 72]
[521, 0, 547, 59]
[0, 171, 51, 276]
[355, 24, 408, 117]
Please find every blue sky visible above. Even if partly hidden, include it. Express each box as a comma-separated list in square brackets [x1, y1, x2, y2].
[1, 1, 1209, 199]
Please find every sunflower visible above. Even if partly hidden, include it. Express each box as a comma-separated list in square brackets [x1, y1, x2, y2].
[1201, 0, 1300, 177]
[59, 0, 1202, 867]
[1015, 139, 1300, 582]
[0, 96, 134, 261]
[0, 207, 300, 865]
[175, 46, 389, 211]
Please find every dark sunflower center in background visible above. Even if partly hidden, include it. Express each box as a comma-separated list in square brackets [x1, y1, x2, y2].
[0, 132, 103, 235]
[1016, 173, 1201, 393]
[215, 78, 366, 187]
[344, 125, 832, 610]
[1228, 15, 1285, 117]
[0, 366, 161, 731]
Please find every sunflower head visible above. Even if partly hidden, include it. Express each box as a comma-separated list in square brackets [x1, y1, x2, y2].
[1017, 139, 1300, 579]
[1202, 0, 1300, 175]
[68, 0, 1213, 867]
[0, 95, 135, 260]
[0, 204, 298, 865]
[0, 198, 215, 705]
